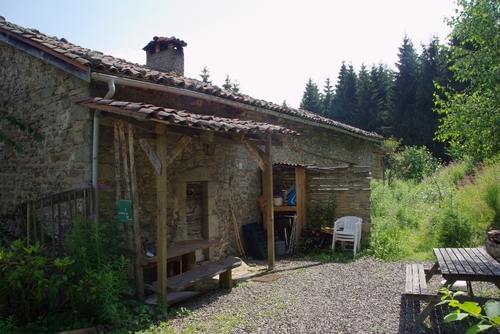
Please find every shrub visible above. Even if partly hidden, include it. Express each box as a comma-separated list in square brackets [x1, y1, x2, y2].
[389, 145, 439, 181]
[307, 194, 336, 228]
[435, 208, 475, 247]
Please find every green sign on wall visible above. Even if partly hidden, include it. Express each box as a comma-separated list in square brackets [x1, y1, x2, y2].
[118, 199, 133, 223]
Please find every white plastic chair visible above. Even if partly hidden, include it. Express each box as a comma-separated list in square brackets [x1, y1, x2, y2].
[331, 216, 362, 256]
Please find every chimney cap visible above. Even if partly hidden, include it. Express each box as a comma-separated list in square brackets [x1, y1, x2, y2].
[142, 36, 187, 51]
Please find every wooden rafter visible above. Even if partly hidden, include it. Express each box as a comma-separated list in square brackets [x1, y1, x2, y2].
[243, 139, 267, 171]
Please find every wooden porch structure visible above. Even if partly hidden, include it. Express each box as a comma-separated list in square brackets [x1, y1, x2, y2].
[75, 96, 298, 304]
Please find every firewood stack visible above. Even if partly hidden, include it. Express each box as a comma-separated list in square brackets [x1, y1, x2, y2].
[299, 227, 333, 252]
[486, 230, 500, 262]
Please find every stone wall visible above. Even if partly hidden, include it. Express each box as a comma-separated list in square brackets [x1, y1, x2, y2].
[90, 82, 376, 258]
[0, 43, 92, 213]
[97, 121, 263, 258]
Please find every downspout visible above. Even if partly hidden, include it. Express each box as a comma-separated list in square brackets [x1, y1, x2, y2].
[92, 77, 115, 220]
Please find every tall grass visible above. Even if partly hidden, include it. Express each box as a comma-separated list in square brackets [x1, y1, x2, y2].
[370, 159, 500, 261]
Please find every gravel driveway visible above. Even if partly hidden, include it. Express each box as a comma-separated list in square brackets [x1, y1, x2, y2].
[165, 256, 498, 333]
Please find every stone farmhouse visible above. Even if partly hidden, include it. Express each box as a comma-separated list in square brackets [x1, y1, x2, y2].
[0, 17, 384, 302]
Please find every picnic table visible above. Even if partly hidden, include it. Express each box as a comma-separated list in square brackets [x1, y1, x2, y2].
[405, 247, 500, 325]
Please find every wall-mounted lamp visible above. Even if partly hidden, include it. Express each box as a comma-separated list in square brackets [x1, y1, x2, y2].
[203, 143, 216, 156]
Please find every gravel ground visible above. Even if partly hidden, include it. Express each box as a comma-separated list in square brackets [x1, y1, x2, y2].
[165, 256, 500, 333]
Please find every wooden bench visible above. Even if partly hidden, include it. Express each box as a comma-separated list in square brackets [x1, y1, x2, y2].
[404, 264, 442, 325]
[166, 257, 242, 292]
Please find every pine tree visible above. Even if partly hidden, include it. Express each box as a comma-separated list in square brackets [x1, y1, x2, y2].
[416, 37, 448, 158]
[199, 65, 212, 84]
[370, 63, 393, 135]
[223, 74, 232, 90]
[321, 77, 334, 118]
[331, 62, 357, 124]
[299, 78, 322, 114]
[354, 64, 377, 130]
[223, 75, 241, 93]
[388, 36, 419, 145]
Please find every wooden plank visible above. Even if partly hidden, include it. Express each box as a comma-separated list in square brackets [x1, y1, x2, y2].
[128, 124, 144, 301]
[230, 205, 246, 257]
[118, 121, 131, 199]
[472, 248, 500, 277]
[412, 264, 419, 294]
[165, 135, 191, 166]
[118, 121, 133, 254]
[453, 248, 476, 276]
[166, 257, 242, 292]
[405, 264, 412, 294]
[243, 139, 265, 170]
[447, 248, 468, 275]
[113, 122, 122, 207]
[139, 138, 161, 175]
[295, 166, 306, 248]
[434, 248, 451, 275]
[417, 264, 428, 294]
[263, 134, 274, 270]
[156, 133, 168, 305]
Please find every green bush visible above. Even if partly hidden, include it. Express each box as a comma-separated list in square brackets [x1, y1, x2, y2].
[307, 194, 336, 228]
[434, 208, 475, 247]
[389, 145, 439, 181]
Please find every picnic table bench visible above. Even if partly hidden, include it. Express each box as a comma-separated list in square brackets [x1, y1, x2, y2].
[404, 248, 500, 325]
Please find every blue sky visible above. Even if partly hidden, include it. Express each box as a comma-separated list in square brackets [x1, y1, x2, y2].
[1, 0, 456, 108]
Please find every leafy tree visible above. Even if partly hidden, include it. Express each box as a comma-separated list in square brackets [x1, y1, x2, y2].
[300, 77, 322, 114]
[321, 77, 334, 118]
[435, 0, 500, 162]
[331, 61, 357, 124]
[199, 65, 212, 84]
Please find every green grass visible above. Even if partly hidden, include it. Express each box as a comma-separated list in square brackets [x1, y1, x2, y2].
[369, 159, 500, 261]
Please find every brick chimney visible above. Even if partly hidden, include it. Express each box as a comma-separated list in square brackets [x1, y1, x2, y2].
[143, 36, 187, 75]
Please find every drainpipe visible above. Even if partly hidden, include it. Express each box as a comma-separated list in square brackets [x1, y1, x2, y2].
[92, 77, 115, 221]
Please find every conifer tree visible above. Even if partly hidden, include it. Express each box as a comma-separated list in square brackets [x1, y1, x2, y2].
[300, 78, 322, 114]
[199, 65, 212, 84]
[369, 64, 393, 135]
[331, 62, 357, 124]
[321, 77, 334, 118]
[388, 36, 419, 145]
[354, 64, 377, 130]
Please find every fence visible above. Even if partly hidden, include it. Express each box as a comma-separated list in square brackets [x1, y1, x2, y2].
[17, 186, 93, 258]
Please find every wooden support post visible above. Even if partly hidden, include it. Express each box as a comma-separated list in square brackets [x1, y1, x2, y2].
[156, 133, 168, 305]
[128, 124, 144, 301]
[219, 270, 233, 289]
[26, 201, 31, 246]
[113, 123, 122, 208]
[295, 167, 306, 249]
[263, 134, 274, 270]
[118, 121, 133, 254]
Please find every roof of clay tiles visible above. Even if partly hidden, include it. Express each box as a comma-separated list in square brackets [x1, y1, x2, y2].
[0, 17, 383, 141]
[74, 96, 299, 136]
[143, 36, 187, 50]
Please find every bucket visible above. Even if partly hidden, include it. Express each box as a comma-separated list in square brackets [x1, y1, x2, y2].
[273, 197, 283, 207]
[275, 241, 286, 255]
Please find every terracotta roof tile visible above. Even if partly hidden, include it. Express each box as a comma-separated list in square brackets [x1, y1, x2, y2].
[73, 96, 299, 136]
[0, 17, 382, 140]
